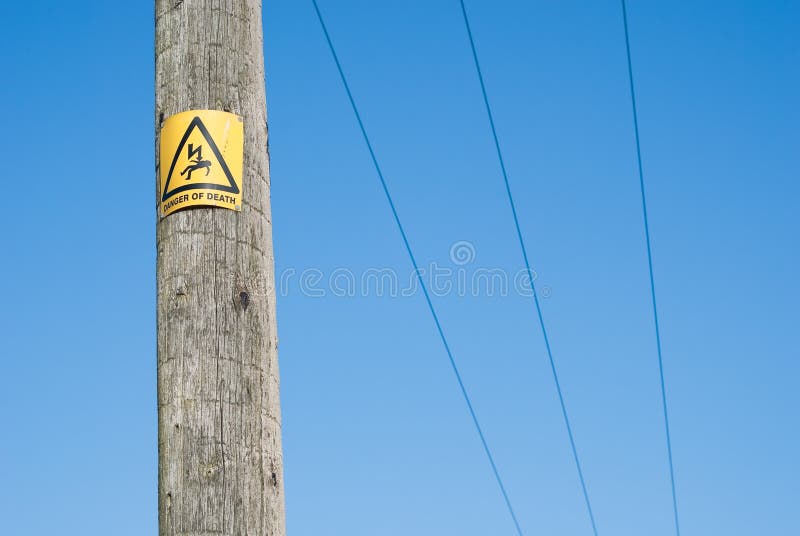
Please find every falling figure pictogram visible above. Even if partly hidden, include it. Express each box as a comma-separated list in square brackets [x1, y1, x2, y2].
[181, 143, 212, 181]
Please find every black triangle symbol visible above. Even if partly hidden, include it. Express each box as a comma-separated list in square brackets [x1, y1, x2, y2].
[162, 116, 241, 202]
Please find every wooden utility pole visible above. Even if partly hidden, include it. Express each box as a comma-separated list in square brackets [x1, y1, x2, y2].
[155, 1, 286, 535]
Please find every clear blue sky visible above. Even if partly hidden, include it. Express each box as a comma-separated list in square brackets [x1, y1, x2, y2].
[0, 1, 797, 535]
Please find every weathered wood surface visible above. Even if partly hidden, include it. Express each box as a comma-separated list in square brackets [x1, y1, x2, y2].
[155, 1, 285, 534]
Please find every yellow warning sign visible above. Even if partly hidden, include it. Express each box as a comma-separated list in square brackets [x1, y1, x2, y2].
[159, 110, 243, 217]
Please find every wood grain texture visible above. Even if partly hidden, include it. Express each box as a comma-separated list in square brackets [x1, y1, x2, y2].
[155, 1, 285, 534]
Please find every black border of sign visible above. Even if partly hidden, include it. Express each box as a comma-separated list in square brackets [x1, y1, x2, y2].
[161, 115, 241, 202]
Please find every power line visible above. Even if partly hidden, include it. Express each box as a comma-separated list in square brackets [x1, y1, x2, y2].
[456, 1, 599, 535]
[619, 2, 681, 535]
[310, 2, 524, 534]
